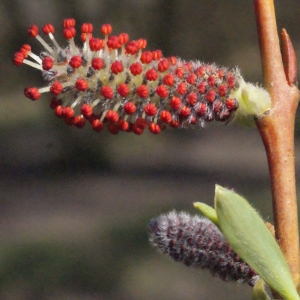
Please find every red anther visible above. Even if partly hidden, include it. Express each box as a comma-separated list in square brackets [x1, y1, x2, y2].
[13, 52, 25, 66]
[89, 38, 105, 51]
[63, 27, 76, 39]
[206, 90, 216, 103]
[105, 110, 119, 123]
[175, 67, 184, 79]
[117, 83, 129, 97]
[107, 123, 119, 135]
[107, 36, 120, 49]
[81, 23, 93, 33]
[169, 56, 177, 65]
[81, 104, 93, 118]
[187, 92, 197, 106]
[157, 58, 169, 72]
[207, 75, 216, 87]
[55, 105, 64, 118]
[195, 66, 205, 77]
[24, 87, 40, 100]
[118, 33, 129, 45]
[177, 82, 187, 95]
[118, 119, 129, 131]
[216, 69, 224, 78]
[183, 62, 193, 72]
[92, 119, 104, 132]
[156, 85, 168, 98]
[75, 78, 88, 91]
[149, 123, 161, 134]
[63, 18, 75, 28]
[144, 103, 157, 116]
[130, 62, 143, 76]
[69, 55, 82, 68]
[63, 106, 75, 119]
[50, 81, 63, 95]
[179, 106, 191, 118]
[152, 50, 162, 61]
[170, 119, 180, 128]
[100, 24, 112, 35]
[227, 73, 235, 88]
[91, 57, 104, 70]
[111, 61, 123, 74]
[74, 116, 86, 128]
[42, 56, 53, 70]
[133, 123, 144, 135]
[218, 84, 228, 97]
[81, 32, 92, 42]
[135, 117, 148, 129]
[19, 44, 31, 57]
[163, 74, 175, 86]
[145, 69, 158, 81]
[160, 110, 172, 123]
[170, 96, 181, 110]
[42, 24, 54, 35]
[197, 81, 207, 94]
[28, 25, 39, 37]
[225, 98, 238, 111]
[101, 86, 114, 99]
[123, 101, 136, 114]
[140, 51, 153, 64]
[136, 85, 148, 98]
[137, 39, 147, 49]
[125, 41, 139, 55]
[50, 97, 62, 109]
[186, 73, 197, 85]
[213, 100, 223, 113]
[197, 102, 207, 117]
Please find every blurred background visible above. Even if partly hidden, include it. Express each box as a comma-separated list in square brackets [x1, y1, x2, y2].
[1, 0, 300, 299]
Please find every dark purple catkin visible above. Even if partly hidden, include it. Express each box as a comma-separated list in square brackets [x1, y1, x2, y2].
[148, 211, 259, 286]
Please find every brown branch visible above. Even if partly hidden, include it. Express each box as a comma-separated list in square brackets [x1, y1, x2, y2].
[254, 0, 300, 287]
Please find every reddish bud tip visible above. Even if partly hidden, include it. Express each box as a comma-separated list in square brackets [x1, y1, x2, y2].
[50, 81, 63, 95]
[91, 57, 104, 70]
[145, 69, 158, 81]
[13, 52, 25, 66]
[130, 62, 143, 76]
[42, 56, 54, 70]
[63, 18, 76, 28]
[81, 104, 93, 118]
[157, 58, 169, 72]
[28, 25, 39, 37]
[107, 36, 120, 49]
[140, 51, 153, 64]
[89, 38, 105, 51]
[63, 27, 76, 39]
[149, 123, 161, 134]
[156, 85, 169, 98]
[42, 24, 54, 35]
[160, 110, 172, 123]
[136, 85, 149, 98]
[144, 103, 157, 116]
[101, 86, 114, 99]
[105, 110, 119, 123]
[101, 24, 112, 35]
[24, 87, 40, 100]
[117, 84, 129, 97]
[118, 33, 129, 45]
[92, 119, 104, 132]
[123, 101, 136, 115]
[75, 78, 88, 91]
[81, 23, 93, 33]
[111, 61, 123, 74]
[69, 56, 82, 69]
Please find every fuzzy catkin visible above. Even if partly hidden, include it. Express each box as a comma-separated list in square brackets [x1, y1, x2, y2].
[148, 211, 259, 286]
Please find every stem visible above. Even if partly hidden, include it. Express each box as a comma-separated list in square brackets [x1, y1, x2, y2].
[254, 0, 300, 287]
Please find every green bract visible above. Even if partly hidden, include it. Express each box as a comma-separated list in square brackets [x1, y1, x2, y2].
[231, 79, 271, 127]
[193, 202, 219, 226]
[215, 185, 300, 300]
